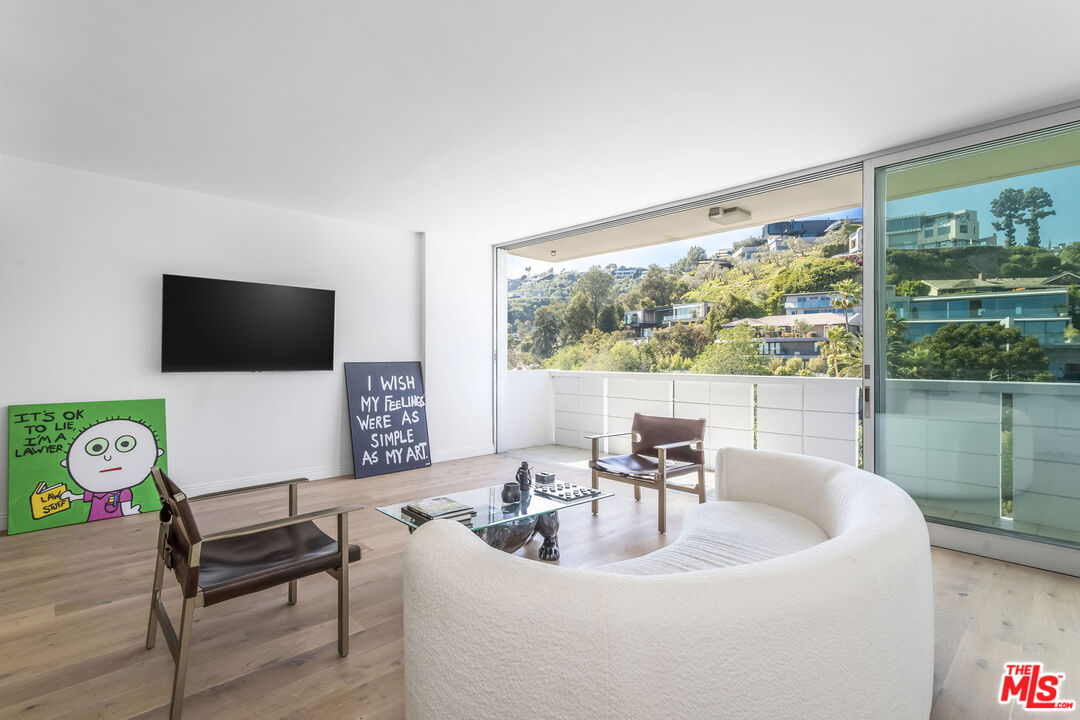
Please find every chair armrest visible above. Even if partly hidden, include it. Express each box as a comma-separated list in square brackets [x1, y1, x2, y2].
[202, 503, 364, 542]
[587, 431, 640, 461]
[190, 477, 310, 502]
[654, 439, 703, 451]
[584, 431, 639, 440]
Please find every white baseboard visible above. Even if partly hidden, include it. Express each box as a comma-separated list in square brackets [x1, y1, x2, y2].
[185, 463, 354, 498]
[188, 447, 498, 498]
[431, 443, 495, 464]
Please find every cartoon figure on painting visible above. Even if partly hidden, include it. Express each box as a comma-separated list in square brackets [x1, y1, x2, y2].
[59, 418, 163, 522]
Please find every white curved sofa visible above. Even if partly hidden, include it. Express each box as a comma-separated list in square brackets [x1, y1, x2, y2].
[403, 447, 933, 720]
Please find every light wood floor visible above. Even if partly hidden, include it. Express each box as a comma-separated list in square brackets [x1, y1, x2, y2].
[0, 453, 1078, 719]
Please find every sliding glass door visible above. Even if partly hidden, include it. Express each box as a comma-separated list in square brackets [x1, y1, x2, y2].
[871, 116, 1080, 546]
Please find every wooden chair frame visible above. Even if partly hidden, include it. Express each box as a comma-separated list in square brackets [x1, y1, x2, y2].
[146, 468, 363, 720]
[588, 431, 706, 533]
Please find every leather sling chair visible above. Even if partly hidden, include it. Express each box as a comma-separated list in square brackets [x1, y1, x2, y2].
[588, 413, 706, 533]
[146, 467, 363, 720]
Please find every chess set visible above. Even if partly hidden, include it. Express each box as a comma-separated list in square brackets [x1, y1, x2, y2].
[533, 473, 603, 502]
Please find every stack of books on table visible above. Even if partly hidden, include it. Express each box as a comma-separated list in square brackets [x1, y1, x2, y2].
[401, 497, 476, 527]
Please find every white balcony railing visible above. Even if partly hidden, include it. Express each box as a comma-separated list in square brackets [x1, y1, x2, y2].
[505, 370, 861, 470]
[883, 378, 1080, 536]
[504, 370, 1080, 539]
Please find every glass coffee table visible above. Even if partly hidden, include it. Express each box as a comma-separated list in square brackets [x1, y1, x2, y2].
[377, 483, 613, 561]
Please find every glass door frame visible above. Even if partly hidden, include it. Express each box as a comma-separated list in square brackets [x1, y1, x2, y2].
[860, 104, 1080, 573]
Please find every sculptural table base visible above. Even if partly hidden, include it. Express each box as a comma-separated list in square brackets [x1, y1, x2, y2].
[536, 511, 560, 561]
[477, 511, 561, 562]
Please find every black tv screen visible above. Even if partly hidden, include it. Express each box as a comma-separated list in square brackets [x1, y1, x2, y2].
[161, 274, 335, 372]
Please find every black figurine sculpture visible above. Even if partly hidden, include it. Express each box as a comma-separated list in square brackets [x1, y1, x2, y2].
[515, 461, 532, 490]
[472, 461, 561, 561]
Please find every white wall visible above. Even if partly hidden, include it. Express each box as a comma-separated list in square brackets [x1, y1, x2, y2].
[504, 370, 554, 449]
[422, 234, 495, 462]
[0, 156, 423, 525]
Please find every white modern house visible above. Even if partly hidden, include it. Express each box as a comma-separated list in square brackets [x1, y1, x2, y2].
[1, 3, 1079, 719]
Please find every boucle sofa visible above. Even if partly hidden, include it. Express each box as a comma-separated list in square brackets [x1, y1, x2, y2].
[403, 447, 933, 720]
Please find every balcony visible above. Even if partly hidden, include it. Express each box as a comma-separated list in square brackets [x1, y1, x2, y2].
[503, 370, 1080, 544]
[505, 370, 861, 470]
[784, 299, 833, 310]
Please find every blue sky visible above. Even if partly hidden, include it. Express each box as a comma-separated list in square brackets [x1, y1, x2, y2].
[886, 163, 1080, 246]
[508, 207, 864, 277]
[508, 160, 1080, 279]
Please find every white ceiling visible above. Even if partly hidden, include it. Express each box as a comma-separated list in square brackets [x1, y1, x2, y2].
[2, 1, 1079, 245]
[511, 171, 862, 262]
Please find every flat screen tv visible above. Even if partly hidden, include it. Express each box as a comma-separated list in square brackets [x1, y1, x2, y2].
[161, 274, 335, 372]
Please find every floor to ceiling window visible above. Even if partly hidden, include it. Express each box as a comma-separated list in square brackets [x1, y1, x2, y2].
[874, 119, 1080, 546]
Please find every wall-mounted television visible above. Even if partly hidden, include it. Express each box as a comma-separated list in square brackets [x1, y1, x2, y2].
[162, 274, 335, 372]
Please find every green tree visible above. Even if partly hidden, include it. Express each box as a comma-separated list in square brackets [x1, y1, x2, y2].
[690, 326, 770, 376]
[544, 344, 590, 370]
[792, 318, 814, 336]
[732, 235, 766, 250]
[649, 323, 712, 361]
[508, 337, 537, 369]
[1070, 286, 1080, 329]
[527, 304, 561, 359]
[771, 358, 807, 376]
[1021, 187, 1055, 248]
[818, 221, 860, 258]
[767, 256, 861, 313]
[813, 242, 848, 259]
[898, 323, 1050, 381]
[595, 341, 646, 372]
[625, 265, 676, 308]
[596, 303, 622, 332]
[998, 262, 1024, 278]
[895, 280, 930, 297]
[703, 289, 767, 324]
[991, 188, 1028, 246]
[669, 246, 708, 275]
[1059, 241, 1080, 271]
[1030, 253, 1060, 276]
[807, 356, 828, 374]
[830, 279, 863, 332]
[884, 307, 910, 377]
[820, 326, 861, 378]
[579, 328, 631, 356]
[575, 267, 616, 321]
[705, 303, 727, 336]
[561, 292, 594, 345]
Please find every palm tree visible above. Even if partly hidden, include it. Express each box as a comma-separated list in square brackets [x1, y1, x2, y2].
[830, 279, 862, 332]
[884, 307, 910, 377]
[821, 326, 860, 378]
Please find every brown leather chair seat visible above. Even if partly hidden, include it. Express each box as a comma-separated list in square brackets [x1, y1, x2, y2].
[199, 522, 363, 606]
[147, 467, 363, 719]
[594, 453, 700, 480]
[588, 413, 707, 533]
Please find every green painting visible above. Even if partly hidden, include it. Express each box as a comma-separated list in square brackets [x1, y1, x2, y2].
[7, 398, 167, 535]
